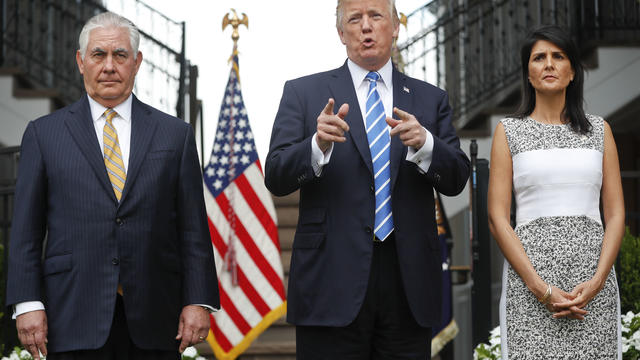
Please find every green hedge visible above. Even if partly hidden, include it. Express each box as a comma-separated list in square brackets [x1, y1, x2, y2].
[620, 227, 640, 314]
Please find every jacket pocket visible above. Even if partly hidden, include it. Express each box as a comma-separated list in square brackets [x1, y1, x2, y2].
[42, 253, 72, 276]
[292, 232, 325, 249]
[296, 207, 326, 233]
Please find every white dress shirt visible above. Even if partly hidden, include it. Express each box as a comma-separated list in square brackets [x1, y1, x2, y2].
[311, 58, 435, 175]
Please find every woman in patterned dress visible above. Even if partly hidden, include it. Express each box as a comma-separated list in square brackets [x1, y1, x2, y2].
[488, 25, 624, 358]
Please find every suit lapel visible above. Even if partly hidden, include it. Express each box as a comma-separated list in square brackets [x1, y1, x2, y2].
[65, 96, 117, 202]
[391, 67, 410, 191]
[328, 61, 373, 175]
[119, 95, 157, 205]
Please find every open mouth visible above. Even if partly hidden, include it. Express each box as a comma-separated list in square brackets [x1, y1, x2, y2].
[363, 38, 375, 47]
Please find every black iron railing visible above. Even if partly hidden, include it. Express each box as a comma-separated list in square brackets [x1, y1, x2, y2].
[0, 0, 198, 121]
[398, 0, 640, 130]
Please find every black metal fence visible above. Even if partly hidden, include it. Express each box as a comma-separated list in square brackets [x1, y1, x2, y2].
[0, 0, 198, 121]
[398, 0, 640, 130]
[0, 146, 18, 353]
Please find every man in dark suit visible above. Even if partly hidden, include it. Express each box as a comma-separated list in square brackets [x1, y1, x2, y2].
[264, 0, 469, 358]
[6, 12, 219, 360]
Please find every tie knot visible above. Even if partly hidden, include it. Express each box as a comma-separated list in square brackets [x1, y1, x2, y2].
[366, 71, 380, 82]
[103, 108, 118, 123]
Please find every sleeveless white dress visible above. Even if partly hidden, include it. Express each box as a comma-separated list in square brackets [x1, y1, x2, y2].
[499, 115, 621, 359]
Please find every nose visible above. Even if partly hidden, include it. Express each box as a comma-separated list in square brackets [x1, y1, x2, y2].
[544, 54, 554, 69]
[103, 54, 115, 72]
[362, 15, 372, 32]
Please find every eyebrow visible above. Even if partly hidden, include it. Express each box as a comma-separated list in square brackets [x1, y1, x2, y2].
[89, 47, 129, 54]
[531, 50, 566, 56]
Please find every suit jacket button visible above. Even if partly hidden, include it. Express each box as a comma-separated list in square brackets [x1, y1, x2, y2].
[369, 185, 375, 194]
[112, 258, 119, 265]
[365, 226, 372, 234]
[116, 218, 124, 226]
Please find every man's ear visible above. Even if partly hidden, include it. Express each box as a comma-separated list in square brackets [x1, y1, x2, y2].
[134, 51, 143, 75]
[337, 27, 347, 45]
[76, 50, 85, 75]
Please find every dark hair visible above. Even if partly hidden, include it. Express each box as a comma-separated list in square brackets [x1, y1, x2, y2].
[514, 25, 590, 134]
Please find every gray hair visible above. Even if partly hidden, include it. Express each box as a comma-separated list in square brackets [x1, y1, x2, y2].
[336, 0, 398, 29]
[78, 12, 140, 60]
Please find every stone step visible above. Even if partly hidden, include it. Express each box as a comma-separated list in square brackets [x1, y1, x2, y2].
[280, 250, 291, 275]
[239, 341, 296, 359]
[271, 191, 299, 206]
[275, 206, 298, 228]
[278, 228, 295, 250]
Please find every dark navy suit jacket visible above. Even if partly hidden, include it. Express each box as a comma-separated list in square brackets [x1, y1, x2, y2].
[6, 95, 220, 352]
[265, 62, 469, 328]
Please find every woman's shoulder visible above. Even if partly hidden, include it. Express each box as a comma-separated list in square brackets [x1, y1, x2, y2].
[585, 113, 606, 135]
[498, 116, 524, 130]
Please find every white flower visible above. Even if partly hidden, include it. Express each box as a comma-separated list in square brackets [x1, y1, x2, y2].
[19, 350, 31, 359]
[489, 335, 501, 347]
[9, 353, 20, 360]
[623, 311, 636, 324]
[182, 346, 197, 358]
[490, 326, 501, 338]
[196, 357, 206, 360]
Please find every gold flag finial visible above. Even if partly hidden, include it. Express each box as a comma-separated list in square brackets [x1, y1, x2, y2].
[392, 12, 408, 72]
[399, 12, 408, 29]
[222, 9, 249, 45]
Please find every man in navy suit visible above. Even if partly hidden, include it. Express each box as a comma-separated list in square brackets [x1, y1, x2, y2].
[6, 12, 219, 360]
[265, 0, 469, 358]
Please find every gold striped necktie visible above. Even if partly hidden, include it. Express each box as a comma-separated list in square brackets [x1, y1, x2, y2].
[103, 108, 126, 201]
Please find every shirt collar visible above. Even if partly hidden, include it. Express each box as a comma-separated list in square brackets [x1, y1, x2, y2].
[347, 58, 393, 91]
[88, 94, 133, 123]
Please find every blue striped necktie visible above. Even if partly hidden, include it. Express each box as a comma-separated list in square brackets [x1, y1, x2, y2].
[365, 71, 393, 241]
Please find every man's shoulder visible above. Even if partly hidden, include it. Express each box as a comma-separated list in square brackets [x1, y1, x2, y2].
[30, 97, 85, 127]
[287, 65, 345, 86]
[133, 97, 189, 129]
[398, 71, 447, 97]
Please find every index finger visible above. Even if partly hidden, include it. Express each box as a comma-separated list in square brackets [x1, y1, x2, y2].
[322, 98, 335, 115]
[179, 329, 192, 352]
[393, 107, 413, 121]
[34, 330, 48, 358]
[553, 297, 582, 309]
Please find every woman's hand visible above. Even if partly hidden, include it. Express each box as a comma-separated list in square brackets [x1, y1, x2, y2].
[540, 286, 588, 320]
[552, 278, 604, 319]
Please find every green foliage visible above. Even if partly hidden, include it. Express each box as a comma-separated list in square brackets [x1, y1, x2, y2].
[620, 228, 640, 314]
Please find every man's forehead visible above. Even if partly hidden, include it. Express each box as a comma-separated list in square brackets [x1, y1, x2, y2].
[343, 0, 388, 15]
[88, 27, 130, 45]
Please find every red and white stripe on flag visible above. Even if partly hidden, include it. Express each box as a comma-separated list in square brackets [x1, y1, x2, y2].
[202, 55, 286, 360]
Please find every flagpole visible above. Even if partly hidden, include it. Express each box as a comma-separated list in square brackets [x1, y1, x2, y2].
[222, 9, 248, 287]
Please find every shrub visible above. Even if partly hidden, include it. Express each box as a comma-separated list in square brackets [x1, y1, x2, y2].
[620, 228, 640, 314]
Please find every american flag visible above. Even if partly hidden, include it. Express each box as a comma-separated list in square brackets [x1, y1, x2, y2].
[202, 54, 286, 360]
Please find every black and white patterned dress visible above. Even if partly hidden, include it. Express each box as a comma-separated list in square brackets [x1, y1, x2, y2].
[499, 115, 621, 359]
